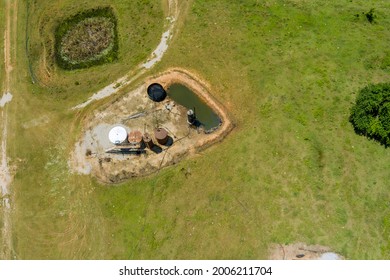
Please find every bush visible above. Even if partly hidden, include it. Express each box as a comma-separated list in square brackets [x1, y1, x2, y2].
[350, 83, 390, 146]
[364, 8, 376, 24]
[54, 7, 119, 70]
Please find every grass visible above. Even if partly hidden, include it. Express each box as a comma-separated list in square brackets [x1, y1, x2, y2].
[5, 0, 390, 259]
[26, 0, 164, 103]
[0, 0, 5, 257]
[6, 0, 163, 259]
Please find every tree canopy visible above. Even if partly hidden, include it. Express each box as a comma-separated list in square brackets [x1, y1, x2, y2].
[350, 83, 390, 146]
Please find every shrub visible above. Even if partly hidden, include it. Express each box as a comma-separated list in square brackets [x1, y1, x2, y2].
[54, 7, 119, 70]
[350, 83, 390, 146]
[364, 8, 376, 24]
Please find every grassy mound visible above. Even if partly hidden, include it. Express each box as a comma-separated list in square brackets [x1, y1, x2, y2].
[350, 83, 390, 146]
[55, 7, 118, 70]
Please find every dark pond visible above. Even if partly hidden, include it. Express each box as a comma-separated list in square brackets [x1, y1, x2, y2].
[167, 84, 221, 131]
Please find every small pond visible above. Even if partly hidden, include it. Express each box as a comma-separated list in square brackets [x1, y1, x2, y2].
[167, 83, 221, 131]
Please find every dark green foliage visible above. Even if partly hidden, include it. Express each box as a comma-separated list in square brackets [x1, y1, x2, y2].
[54, 7, 119, 70]
[364, 8, 376, 23]
[350, 83, 390, 146]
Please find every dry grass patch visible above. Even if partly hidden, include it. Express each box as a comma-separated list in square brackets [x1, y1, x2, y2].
[55, 7, 118, 69]
[60, 17, 115, 63]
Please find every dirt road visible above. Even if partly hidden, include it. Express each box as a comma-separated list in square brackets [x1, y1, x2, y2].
[0, 0, 17, 260]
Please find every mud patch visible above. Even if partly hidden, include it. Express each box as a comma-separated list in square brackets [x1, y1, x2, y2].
[269, 243, 343, 260]
[70, 69, 233, 183]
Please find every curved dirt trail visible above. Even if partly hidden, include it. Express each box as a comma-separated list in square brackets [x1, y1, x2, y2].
[0, 0, 17, 259]
[72, 0, 181, 110]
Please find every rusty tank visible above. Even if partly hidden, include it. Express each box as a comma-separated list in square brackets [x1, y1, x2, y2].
[154, 128, 168, 145]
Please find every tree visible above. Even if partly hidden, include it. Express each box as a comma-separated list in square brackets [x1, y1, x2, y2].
[350, 83, 390, 146]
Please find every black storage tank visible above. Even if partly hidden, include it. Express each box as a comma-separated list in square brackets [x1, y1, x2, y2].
[147, 83, 167, 102]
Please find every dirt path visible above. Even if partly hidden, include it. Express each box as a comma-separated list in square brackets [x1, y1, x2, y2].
[4, 1, 12, 89]
[1, 0, 17, 260]
[72, 0, 181, 110]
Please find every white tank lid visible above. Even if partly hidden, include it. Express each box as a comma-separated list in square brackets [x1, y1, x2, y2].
[108, 126, 127, 144]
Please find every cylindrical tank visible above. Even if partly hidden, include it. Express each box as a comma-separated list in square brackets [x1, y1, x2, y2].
[142, 132, 154, 149]
[154, 128, 168, 145]
[147, 83, 167, 102]
[128, 130, 143, 145]
[187, 109, 196, 125]
[108, 126, 128, 145]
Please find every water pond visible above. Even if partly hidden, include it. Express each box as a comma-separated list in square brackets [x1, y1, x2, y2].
[167, 83, 221, 131]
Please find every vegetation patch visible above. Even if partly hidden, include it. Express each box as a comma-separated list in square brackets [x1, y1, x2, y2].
[55, 7, 118, 70]
[350, 83, 390, 146]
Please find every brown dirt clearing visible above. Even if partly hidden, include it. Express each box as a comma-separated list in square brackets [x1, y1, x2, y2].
[69, 69, 233, 184]
[269, 243, 344, 260]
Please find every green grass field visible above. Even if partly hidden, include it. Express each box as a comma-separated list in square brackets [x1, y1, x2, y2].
[0, 0, 5, 255]
[26, 0, 163, 103]
[3, 0, 390, 259]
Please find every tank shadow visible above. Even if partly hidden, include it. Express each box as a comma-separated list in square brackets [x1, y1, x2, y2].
[150, 145, 163, 154]
[163, 136, 174, 147]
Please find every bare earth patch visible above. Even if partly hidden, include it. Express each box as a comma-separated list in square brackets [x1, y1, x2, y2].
[70, 69, 233, 183]
[269, 243, 344, 260]
[0, 92, 13, 108]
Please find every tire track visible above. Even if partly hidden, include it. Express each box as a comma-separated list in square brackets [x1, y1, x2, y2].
[1, 0, 17, 260]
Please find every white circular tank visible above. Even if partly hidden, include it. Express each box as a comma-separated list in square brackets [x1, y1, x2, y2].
[108, 126, 127, 145]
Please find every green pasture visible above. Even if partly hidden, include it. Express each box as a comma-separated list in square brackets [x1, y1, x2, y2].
[4, 0, 390, 259]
